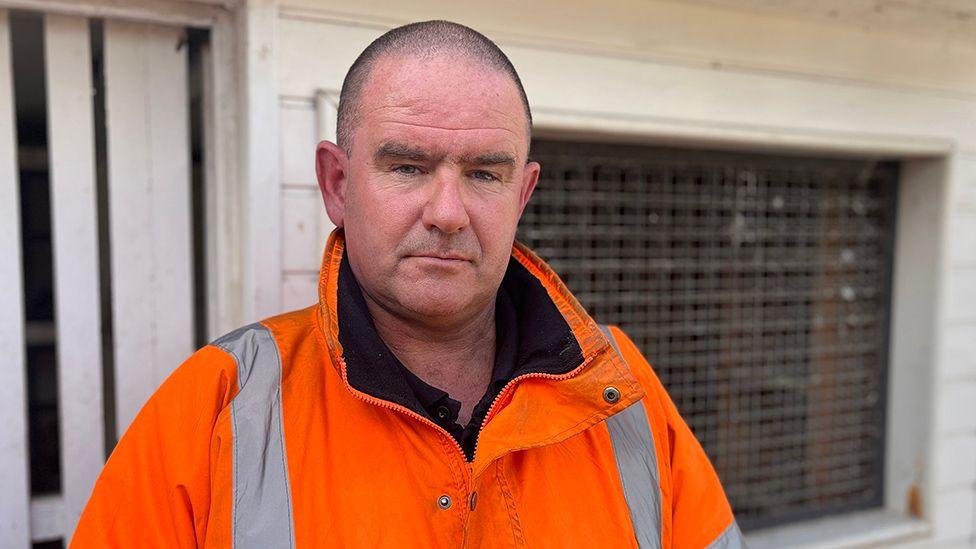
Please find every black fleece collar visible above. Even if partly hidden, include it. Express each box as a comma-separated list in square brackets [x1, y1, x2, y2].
[336, 249, 584, 461]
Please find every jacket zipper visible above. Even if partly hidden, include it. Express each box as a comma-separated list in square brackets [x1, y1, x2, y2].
[343, 354, 596, 466]
[471, 365, 589, 463]
[340, 371, 470, 462]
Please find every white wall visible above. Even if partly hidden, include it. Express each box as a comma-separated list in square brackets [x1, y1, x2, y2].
[268, 1, 976, 546]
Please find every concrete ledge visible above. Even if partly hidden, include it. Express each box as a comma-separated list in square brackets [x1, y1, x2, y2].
[746, 509, 931, 549]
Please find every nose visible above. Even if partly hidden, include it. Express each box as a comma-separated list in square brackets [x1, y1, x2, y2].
[422, 169, 470, 234]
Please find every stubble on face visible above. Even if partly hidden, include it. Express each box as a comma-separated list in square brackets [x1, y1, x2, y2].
[340, 52, 534, 331]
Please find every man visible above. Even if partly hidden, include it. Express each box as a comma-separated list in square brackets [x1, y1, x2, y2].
[74, 20, 743, 548]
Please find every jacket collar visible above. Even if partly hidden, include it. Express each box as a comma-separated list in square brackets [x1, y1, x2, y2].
[316, 229, 645, 474]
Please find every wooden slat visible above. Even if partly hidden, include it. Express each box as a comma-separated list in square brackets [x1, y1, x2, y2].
[44, 13, 105, 540]
[279, 102, 316, 187]
[0, 10, 32, 549]
[282, 187, 322, 273]
[244, 2, 281, 321]
[199, 37, 226, 340]
[205, 12, 245, 339]
[104, 20, 193, 435]
[314, 89, 338, 143]
[29, 495, 64, 543]
[145, 24, 193, 390]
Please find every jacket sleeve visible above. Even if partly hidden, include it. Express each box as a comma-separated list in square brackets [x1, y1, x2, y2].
[608, 326, 741, 549]
[71, 345, 238, 548]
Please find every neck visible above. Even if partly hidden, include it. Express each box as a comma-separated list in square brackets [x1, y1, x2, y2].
[364, 295, 497, 423]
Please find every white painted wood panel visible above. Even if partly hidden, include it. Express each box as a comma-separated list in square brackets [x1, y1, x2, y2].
[955, 154, 976, 211]
[104, 20, 193, 435]
[277, 17, 976, 151]
[944, 269, 976, 323]
[280, 91, 338, 309]
[278, 1, 976, 96]
[204, 12, 246, 339]
[314, 89, 338, 144]
[890, 534, 969, 549]
[277, 19, 369, 100]
[0, 9, 31, 549]
[934, 434, 976, 490]
[44, 13, 105, 540]
[869, 160, 944, 522]
[943, 323, 976, 381]
[935, 379, 976, 434]
[931, 488, 976, 542]
[243, 0, 281, 322]
[280, 101, 317, 187]
[29, 495, 63, 543]
[947, 214, 976, 266]
[281, 272, 318, 312]
[0, 0, 222, 28]
[517, 46, 976, 151]
[282, 187, 322, 273]
[144, 22, 194, 400]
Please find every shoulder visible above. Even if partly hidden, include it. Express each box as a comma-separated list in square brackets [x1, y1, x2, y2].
[150, 305, 319, 407]
[208, 304, 320, 390]
[601, 324, 674, 414]
[602, 324, 738, 546]
[600, 324, 690, 465]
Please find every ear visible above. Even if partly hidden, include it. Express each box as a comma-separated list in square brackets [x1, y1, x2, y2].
[517, 160, 541, 218]
[315, 140, 349, 227]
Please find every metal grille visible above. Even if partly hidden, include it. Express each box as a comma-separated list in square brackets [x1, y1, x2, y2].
[519, 140, 897, 529]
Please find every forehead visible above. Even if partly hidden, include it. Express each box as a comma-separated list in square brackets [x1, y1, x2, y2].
[355, 53, 529, 156]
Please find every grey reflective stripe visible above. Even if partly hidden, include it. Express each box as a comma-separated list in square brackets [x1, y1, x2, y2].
[706, 521, 747, 549]
[212, 323, 295, 549]
[600, 325, 663, 549]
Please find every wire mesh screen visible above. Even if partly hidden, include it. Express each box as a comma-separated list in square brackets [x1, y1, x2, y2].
[519, 140, 897, 529]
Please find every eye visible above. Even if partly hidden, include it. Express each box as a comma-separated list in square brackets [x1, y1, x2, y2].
[393, 165, 421, 176]
[471, 170, 499, 182]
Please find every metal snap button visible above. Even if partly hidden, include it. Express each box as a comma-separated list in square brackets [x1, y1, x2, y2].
[603, 386, 621, 403]
[437, 495, 452, 510]
[469, 491, 478, 511]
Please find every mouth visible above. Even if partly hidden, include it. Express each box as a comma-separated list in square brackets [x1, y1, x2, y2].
[407, 254, 473, 263]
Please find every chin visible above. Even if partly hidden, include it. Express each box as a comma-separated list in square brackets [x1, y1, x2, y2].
[395, 283, 484, 322]
[401, 294, 469, 320]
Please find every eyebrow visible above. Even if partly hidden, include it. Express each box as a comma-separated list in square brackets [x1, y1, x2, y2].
[458, 151, 517, 167]
[373, 141, 432, 163]
[373, 141, 517, 168]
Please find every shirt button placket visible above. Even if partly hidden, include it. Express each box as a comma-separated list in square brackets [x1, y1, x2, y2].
[436, 406, 451, 422]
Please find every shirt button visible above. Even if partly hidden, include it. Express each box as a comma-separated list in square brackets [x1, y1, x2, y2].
[435, 406, 451, 421]
[437, 495, 452, 510]
[469, 491, 478, 511]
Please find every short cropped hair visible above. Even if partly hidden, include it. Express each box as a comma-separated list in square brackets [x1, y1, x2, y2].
[336, 20, 532, 152]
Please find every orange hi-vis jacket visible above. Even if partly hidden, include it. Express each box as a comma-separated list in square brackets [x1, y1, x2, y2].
[74, 231, 744, 548]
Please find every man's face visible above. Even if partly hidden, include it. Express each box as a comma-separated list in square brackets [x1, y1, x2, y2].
[321, 53, 539, 325]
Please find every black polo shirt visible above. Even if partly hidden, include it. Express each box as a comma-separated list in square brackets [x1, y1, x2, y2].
[336, 251, 583, 462]
[395, 284, 519, 460]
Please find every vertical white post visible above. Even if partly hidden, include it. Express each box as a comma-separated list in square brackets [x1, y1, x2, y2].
[104, 20, 193, 435]
[0, 9, 31, 549]
[201, 37, 222, 339]
[44, 13, 105, 540]
[206, 10, 245, 339]
[146, 23, 194, 392]
[242, 0, 281, 322]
